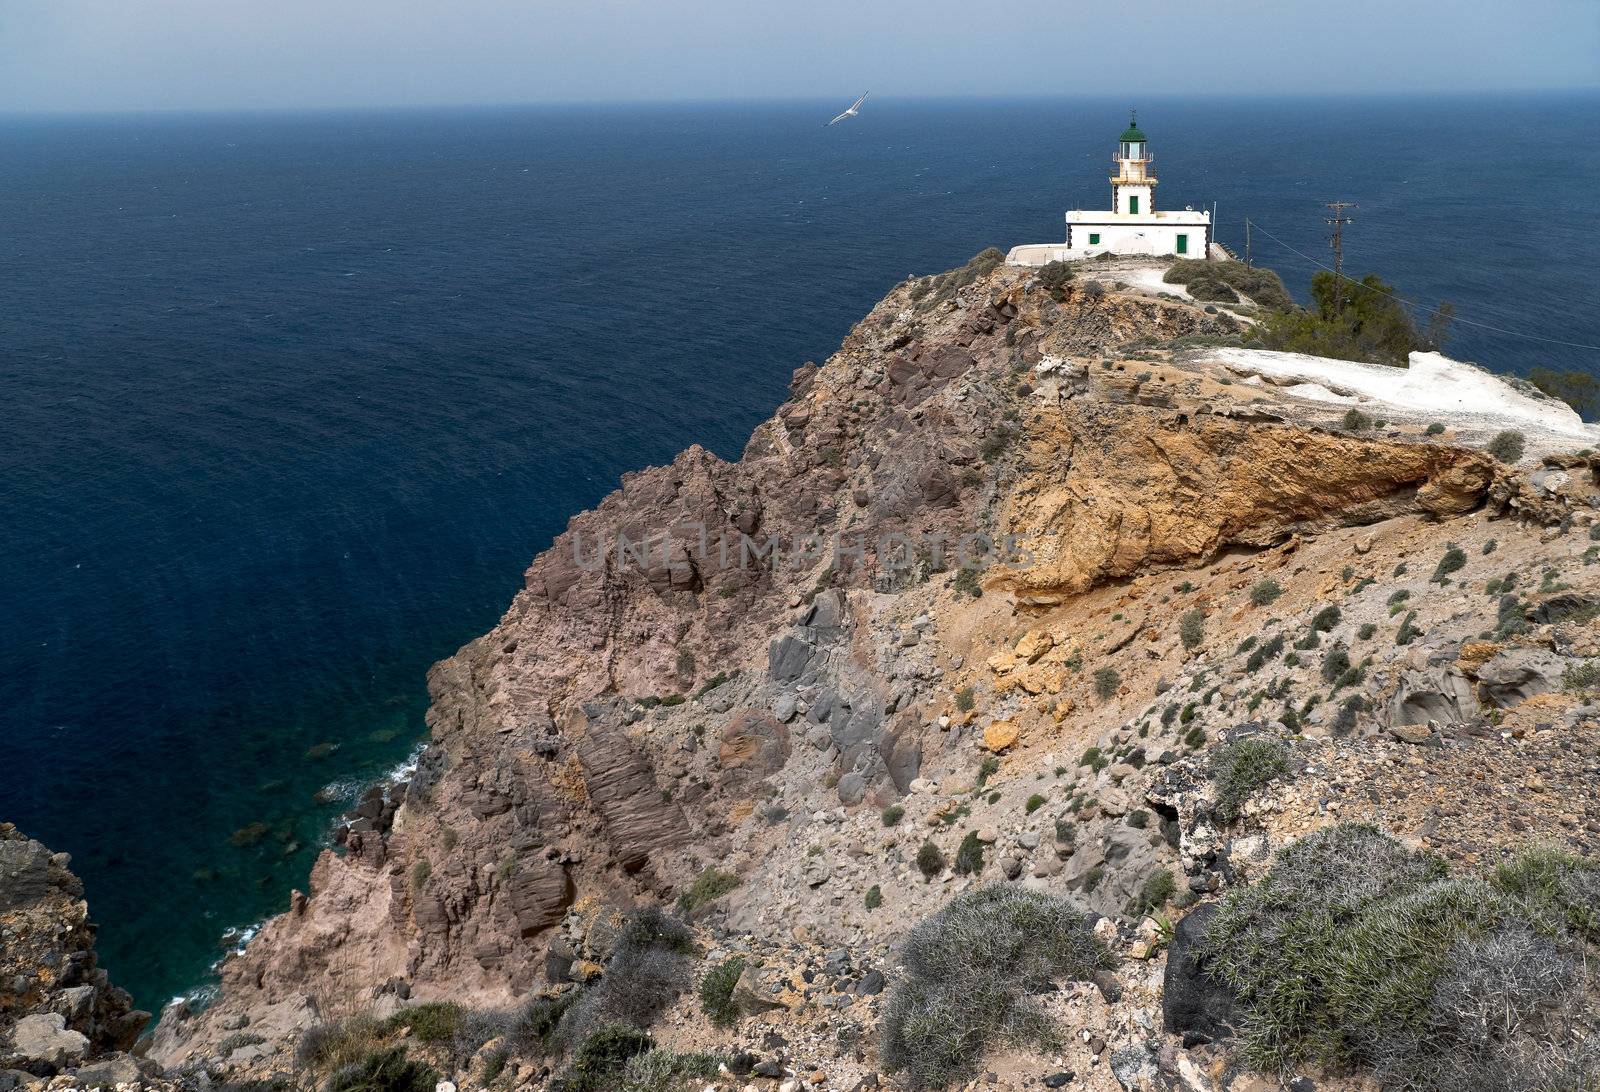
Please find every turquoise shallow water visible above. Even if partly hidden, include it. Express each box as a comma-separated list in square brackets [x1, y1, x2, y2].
[2, 93, 1597, 1013]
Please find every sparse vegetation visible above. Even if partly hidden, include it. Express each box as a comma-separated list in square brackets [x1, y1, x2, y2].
[1178, 608, 1206, 651]
[1126, 868, 1177, 917]
[1487, 429, 1526, 464]
[1093, 666, 1121, 700]
[677, 868, 739, 914]
[916, 840, 947, 879]
[1211, 737, 1290, 824]
[1250, 579, 1282, 607]
[1245, 270, 1444, 367]
[954, 831, 986, 875]
[865, 884, 883, 910]
[1162, 259, 1293, 311]
[1342, 408, 1373, 431]
[1310, 604, 1342, 632]
[698, 957, 746, 1029]
[880, 886, 1112, 1089]
[881, 804, 906, 827]
[1431, 546, 1467, 583]
[1036, 260, 1075, 300]
[953, 686, 975, 712]
[1203, 825, 1600, 1089]
[1528, 366, 1600, 420]
[1246, 633, 1286, 673]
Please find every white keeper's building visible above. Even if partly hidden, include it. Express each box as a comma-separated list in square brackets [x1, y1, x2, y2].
[1008, 113, 1212, 266]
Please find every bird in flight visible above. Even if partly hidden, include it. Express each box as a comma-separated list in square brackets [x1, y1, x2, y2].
[826, 92, 869, 126]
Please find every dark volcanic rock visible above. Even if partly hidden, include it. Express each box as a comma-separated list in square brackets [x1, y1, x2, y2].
[1162, 902, 1237, 1044]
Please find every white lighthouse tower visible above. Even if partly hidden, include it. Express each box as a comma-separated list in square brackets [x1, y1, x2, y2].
[1007, 112, 1212, 265]
[1111, 112, 1154, 217]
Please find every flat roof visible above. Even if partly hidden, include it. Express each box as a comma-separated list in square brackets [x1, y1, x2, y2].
[1066, 209, 1210, 224]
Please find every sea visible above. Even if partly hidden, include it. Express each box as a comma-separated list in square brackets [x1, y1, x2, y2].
[3, 93, 1598, 1014]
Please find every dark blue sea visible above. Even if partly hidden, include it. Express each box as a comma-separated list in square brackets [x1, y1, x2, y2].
[3, 94, 1598, 1012]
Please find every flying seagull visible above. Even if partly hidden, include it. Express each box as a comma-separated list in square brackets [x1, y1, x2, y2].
[826, 92, 869, 126]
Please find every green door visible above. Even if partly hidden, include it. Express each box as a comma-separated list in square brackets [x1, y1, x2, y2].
[1129, 195, 1139, 215]
[1176, 234, 1188, 255]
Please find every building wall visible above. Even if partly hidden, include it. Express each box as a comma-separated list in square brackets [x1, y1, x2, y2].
[1062, 220, 1207, 260]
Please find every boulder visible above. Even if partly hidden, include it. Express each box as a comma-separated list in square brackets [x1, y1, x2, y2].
[1162, 903, 1236, 1044]
[8, 1014, 89, 1070]
[1474, 648, 1565, 708]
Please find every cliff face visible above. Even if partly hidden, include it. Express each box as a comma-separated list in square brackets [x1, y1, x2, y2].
[0, 825, 153, 1087]
[147, 257, 1600, 1087]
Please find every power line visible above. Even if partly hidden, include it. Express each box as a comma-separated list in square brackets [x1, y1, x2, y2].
[1241, 217, 1600, 353]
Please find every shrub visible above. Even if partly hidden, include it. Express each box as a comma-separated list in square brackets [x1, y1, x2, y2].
[1036, 260, 1074, 300]
[616, 1049, 727, 1092]
[561, 908, 693, 1043]
[1093, 666, 1120, 700]
[954, 831, 985, 875]
[865, 884, 883, 910]
[1426, 421, 1445, 435]
[1025, 794, 1047, 814]
[1126, 868, 1177, 917]
[1321, 648, 1351, 684]
[698, 956, 746, 1029]
[1178, 609, 1206, 651]
[1342, 408, 1373, 431]
[1431, 546, 1467, 583]
[882, 804, 906, 827]
[384, 1002, 463, 1043]
[327, 1047, 438, 1092]
[952, 567, 982, 598]
[1493, 846, 1600, 940]
[1528, 366, 1600, 419]
[1310, 604, 1341, 632]
[1246, 633, 1286, 673]
[1183, 725, 1206, 748]
[1211, 737, 1290, 824]
[1249, 579, 1282, 607]
[1487, 430, 1526, 464]
[880, 886, 1112, 1088]
[565, 1025, 654, 1092]
[677, 868, 739, 914]
[953, 686, 975, 712]
[1202, 825, 1600, 1089]
[977, 755, 1000, 786]
[916, 840, 947, 879]
[1162, 258, 1293, 311]
[1126, 809, 1149, 829]
[410, 859, 431, 889]
[1563, 660, 1600, 693]
[1357, 622, 1377, 640]
[505, 994, 570, 1057]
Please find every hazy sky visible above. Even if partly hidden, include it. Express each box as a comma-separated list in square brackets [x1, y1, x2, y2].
[3, 0, 1597, 113]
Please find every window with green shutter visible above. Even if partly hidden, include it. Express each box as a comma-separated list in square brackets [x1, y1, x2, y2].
[1176, 234, 1188, 254]
[1088, 233, 1100, 245]
[1129, 195, 1139, 214]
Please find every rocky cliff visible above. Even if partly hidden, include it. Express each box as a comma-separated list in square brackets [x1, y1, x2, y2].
[0, 825, 161, 1089]
[136, 254, 1600, 1090]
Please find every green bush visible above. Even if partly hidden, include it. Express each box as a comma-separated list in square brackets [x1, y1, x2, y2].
[880, 886, 1112, 1088]
[1431, 546, 1467, 583]
[616, 1048, 727, 1092]
[1162, 259, 1293, 311]
[954, 831, 985, 876]
[677, 867, 739, 914]
[1563, 660, 1600, 693]
[1425, 421, 1445, 435]
[1249, 579, 1282, 607]
[1178, 609, 1206, 651]
[561, 908, 693, 1044]
[698, 957, 746, 1029]
[1528, 366, 1600, 420]
[1025, 794, 1047, 814]
[882, 804, 906, 827]
[1310, 604, 1342, 632]
[865, 884, 883, 910]
[327, 1047, 438, 1092]
[1245, 270, 1431, 367]
[1487, 430, 1526, 464]
[1342, 408, 1373, 431]
[1211, 737, 1290, 824]
[1126, 868, 1177, 917]
[917, 840, 947, 879]
[384, 1002, 463, 1043]
[1036, 260, 1074, 300]
[954, 686, 975, 712]
[565, 1025, 655, 1092]
[1202, 825, 1600, 1089]
[1494, 845, 1600, 940]
[1321, 648, 1351, 684]
[1093, 666, 1120, 700]
[1245, 633, 1286, 672]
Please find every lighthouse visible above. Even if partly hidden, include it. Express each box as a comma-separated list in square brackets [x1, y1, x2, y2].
[1007, 112, 1213, 265]
[1111, 112, 1154, 217]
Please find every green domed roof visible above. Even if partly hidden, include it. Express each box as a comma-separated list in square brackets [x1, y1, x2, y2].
[1119, 112, 1146, 142]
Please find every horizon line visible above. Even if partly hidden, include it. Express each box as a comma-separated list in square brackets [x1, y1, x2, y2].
[3, 85, 1598, 122]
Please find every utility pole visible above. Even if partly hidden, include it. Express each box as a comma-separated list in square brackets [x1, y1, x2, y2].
[1244, 218, 1252, 269]
[1324, 201, 1357, 312]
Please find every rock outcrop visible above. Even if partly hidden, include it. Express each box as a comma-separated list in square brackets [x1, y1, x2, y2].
[0, 825, 151, 1085]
